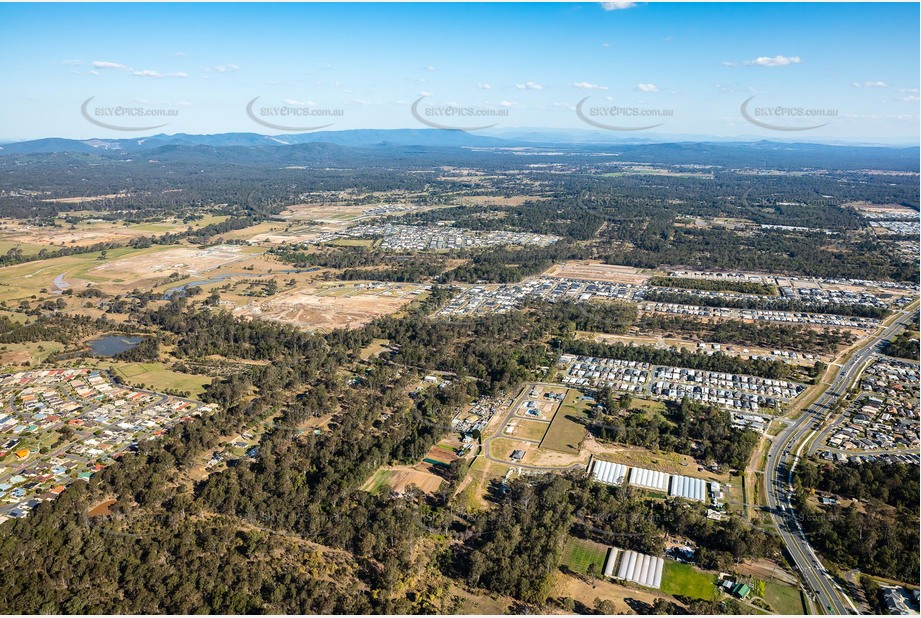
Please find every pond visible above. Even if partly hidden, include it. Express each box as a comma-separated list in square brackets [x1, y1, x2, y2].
[87, 334, 145, 357]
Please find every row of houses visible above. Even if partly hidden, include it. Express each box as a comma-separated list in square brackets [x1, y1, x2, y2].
[644, 302, 880, 330]
[822, 358, 920, 455]
[560, 354, 804, 414]
[0, 368, 213, 519]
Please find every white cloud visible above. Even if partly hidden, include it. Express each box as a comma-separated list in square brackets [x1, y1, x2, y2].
[419, 91, 433, 97]
[515, 81, 543, 90]
[425, 65, 436, 72]
[601, 2, 637, 10]
[209, 64, 239, 73]
[499, 100, 517, 107]
[852, 81, 887, 88]
[477, 83, 491, 90]
[601, 42, 611, 47]
[746, 55, 802, 67]
[553, 101, 575, 110]
[284, 99, 316, 106]
[61, 59, 83, 66]
[573, 81, 608, 90]
[132, 69, 188, 79]
[636, 83, 659, 92]
[92, 60, 129, 70]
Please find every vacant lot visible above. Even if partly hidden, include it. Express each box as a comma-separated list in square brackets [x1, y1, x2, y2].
[552, 571, 673, 615]
[763, 581, 806, 615]
[543, 261, 651, 285]
[99, 361, 212, 396]
[507, 419, 550, 442]
[234, 282, 426, 331]
[540, 389, 589, 455]
[660, 561, 716, 600]
[560, 537, 610, 576]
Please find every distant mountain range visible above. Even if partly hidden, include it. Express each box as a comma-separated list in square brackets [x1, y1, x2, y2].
[0, 129, 509, 155]
[0, 129, 918, 172]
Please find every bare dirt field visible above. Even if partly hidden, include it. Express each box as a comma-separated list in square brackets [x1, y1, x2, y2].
[735, 558, 798, 586]
[552, 571, 676, 614]
[455, 195, 545, 207]
[544, 261, 651, 285]
[232, 282, 426, 331]
[92, 245, 253, 280]
[364, 465, 443, 494]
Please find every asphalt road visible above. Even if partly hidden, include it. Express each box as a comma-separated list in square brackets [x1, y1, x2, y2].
[763, 307, 917, 616]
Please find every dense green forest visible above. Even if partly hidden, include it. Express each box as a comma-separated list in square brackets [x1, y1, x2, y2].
[637, 314, 854, 355]
[793, 460, 920, 583]
[589, 392, 760, 470]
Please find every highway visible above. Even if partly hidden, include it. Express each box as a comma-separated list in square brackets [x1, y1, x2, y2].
[763, 307, 918, 615]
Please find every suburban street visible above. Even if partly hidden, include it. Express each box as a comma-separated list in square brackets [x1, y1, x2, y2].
[763, 305, 918, 615]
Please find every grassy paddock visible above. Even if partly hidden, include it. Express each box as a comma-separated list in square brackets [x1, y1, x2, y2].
[660, 560, 716, 600]
[560, 537, 610, 576]
[540, 388, 589, 454]
[763, 581, 806, 615]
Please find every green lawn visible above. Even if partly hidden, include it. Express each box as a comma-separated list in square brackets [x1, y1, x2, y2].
[560, 537, 609, 576]
[540, 389, 589, 454]
[763, 581, 806, 615]
[104, 361, 212, 396]
[660, 560, 716, 600]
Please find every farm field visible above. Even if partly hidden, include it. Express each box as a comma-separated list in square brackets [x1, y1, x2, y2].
[660, 561, 716, 600]
[560, 536, 609, 576]
[363, 465, 443, 495]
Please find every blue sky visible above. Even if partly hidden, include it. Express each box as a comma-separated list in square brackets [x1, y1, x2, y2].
[0, 2, 918, 143]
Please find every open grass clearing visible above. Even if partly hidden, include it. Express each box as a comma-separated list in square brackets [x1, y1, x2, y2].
[560, 536, 610, 576]
[762, 581, 806, 615]
[540, 388, 589, 455]
[660, 560, 716, 600]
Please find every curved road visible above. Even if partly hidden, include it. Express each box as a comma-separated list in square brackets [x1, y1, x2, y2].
[764, 307, 917, 615]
